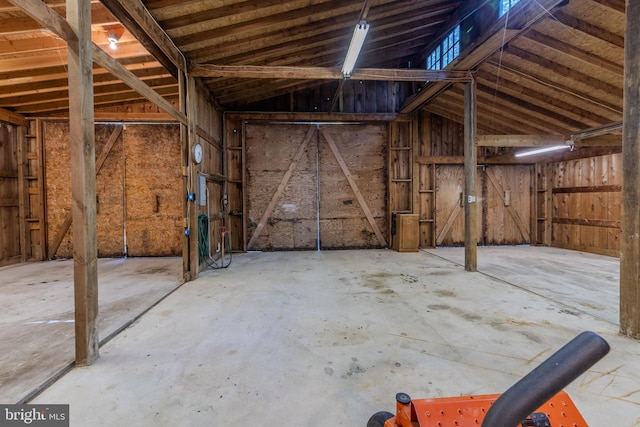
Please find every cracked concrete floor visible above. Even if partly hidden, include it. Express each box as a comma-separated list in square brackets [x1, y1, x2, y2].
[18, 248, 640, 426]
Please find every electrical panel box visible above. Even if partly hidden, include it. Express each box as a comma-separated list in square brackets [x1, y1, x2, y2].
[199, 175, 207, 206]
[392, 214, 419, 252]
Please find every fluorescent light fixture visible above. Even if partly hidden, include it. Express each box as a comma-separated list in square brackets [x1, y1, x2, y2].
[107, 33, 119, 50]
[341, 21, 370, 77]
[514, 144, 571, 158]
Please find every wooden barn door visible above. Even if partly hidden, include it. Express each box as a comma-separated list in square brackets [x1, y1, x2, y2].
[245, 123, 387, 251]
[435, 164, 532, 246]
[482, 165, 532, 245]
[318, 125, 387, 249]
[246, 124, 318, 251]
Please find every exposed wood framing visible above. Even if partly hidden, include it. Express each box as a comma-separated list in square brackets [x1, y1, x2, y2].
[464, 81, 477, 272]
[621, 0, 640, 338]
[400, 0, 566, 113]
[8, 0, 186, 125]
[321, 127, 387, 247]
[99, 0, 185, 75]
[189, 64, 473, 82]
[0, 108, 28, 127]
[476, 135, 567, 147]
[247, 125, 315, 249]
[66, 0, 99, 366]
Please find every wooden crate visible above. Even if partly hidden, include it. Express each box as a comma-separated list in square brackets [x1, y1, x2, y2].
[392, 214, 419, 252]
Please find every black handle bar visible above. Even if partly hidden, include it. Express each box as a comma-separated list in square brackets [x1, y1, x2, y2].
[480, 331, 610, 427]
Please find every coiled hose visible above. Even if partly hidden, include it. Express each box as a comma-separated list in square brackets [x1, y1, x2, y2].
[198, 214, 232, 269]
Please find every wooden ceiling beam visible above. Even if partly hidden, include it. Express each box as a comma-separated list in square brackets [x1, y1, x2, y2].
[1, 5, 118, 34]
[0, 66, 169, 97]
[552, 11, 624, 48]
[0, 41, 152, 72]
[437, 88, 552, 135]
[0, 107, 28, 126]
[190, 64, 472, 82]
[15, 85, 178, 114]
[161, 0, 331, 31]
[9, 0, 186, 124]
[483, 60, 622, 116]
[0, 58, 160, 89]
[400, 0, 567, 113]
[504, 46, 622, 99]
[523, 30, 623, 76]
[590, 0, 625, 13]
[0, 77, 176, 107]
[171, 0, 363, 49]
[475, 78, 601, 130]
[99, 0, 185, 74]
[476, 135, 567, 147]
[475, 70, 612, 126]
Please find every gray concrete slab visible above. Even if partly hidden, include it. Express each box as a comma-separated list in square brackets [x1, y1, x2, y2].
[0, 257, 182, 403]
[26, 248, 639, 426]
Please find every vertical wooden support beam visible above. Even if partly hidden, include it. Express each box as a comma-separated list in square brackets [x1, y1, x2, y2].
[464, 81, 477, 272]
[412, 117, 420, 216]
[179, 71, 190, 281]
[16, 125, 29, 262]
[620, 0, 640, 338]
[66, 0, 98, 365]
[187, 76, 199, 278]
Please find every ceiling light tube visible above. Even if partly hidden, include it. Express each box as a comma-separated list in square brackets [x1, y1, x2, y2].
[341, 21, 370, 77]
[514, 144, 571, 158]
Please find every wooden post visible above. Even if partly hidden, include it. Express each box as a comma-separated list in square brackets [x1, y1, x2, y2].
[187, 76, 199, 278]
[464, 81, 477, 272]
[620, 0, 640, 338]
[179, 71, 190, 281]
[66, 0, 99, 365]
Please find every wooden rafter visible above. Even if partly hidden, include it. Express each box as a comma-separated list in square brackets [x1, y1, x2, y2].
[189, 65, 472, 82]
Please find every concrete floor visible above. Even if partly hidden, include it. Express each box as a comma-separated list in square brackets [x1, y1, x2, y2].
[6, 248, 640, 426]
[0, 257, 183, 403]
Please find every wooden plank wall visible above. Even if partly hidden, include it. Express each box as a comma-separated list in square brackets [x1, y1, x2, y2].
[242, 81, 412, 113]
[0, 122, 20, 266]
[225, 117, 245, 252]
[549, 153, 621, 256]
[389, 119, 413, 246]
[190, 86, 225, 269]
[44, 121, 183, 258]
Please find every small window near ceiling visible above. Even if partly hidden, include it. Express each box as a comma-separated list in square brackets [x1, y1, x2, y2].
[425, 25, 460, 70]
[499, 0, 522, 17]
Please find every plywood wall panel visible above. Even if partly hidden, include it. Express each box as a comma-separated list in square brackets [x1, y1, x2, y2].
[124, 124, 182, 257]
[95, 125, 124, 257]
[44, 121, 73, 258]
[44, 122, 182, 258]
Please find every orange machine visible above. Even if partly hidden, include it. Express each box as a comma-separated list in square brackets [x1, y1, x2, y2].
[368, 331, 609, 427]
